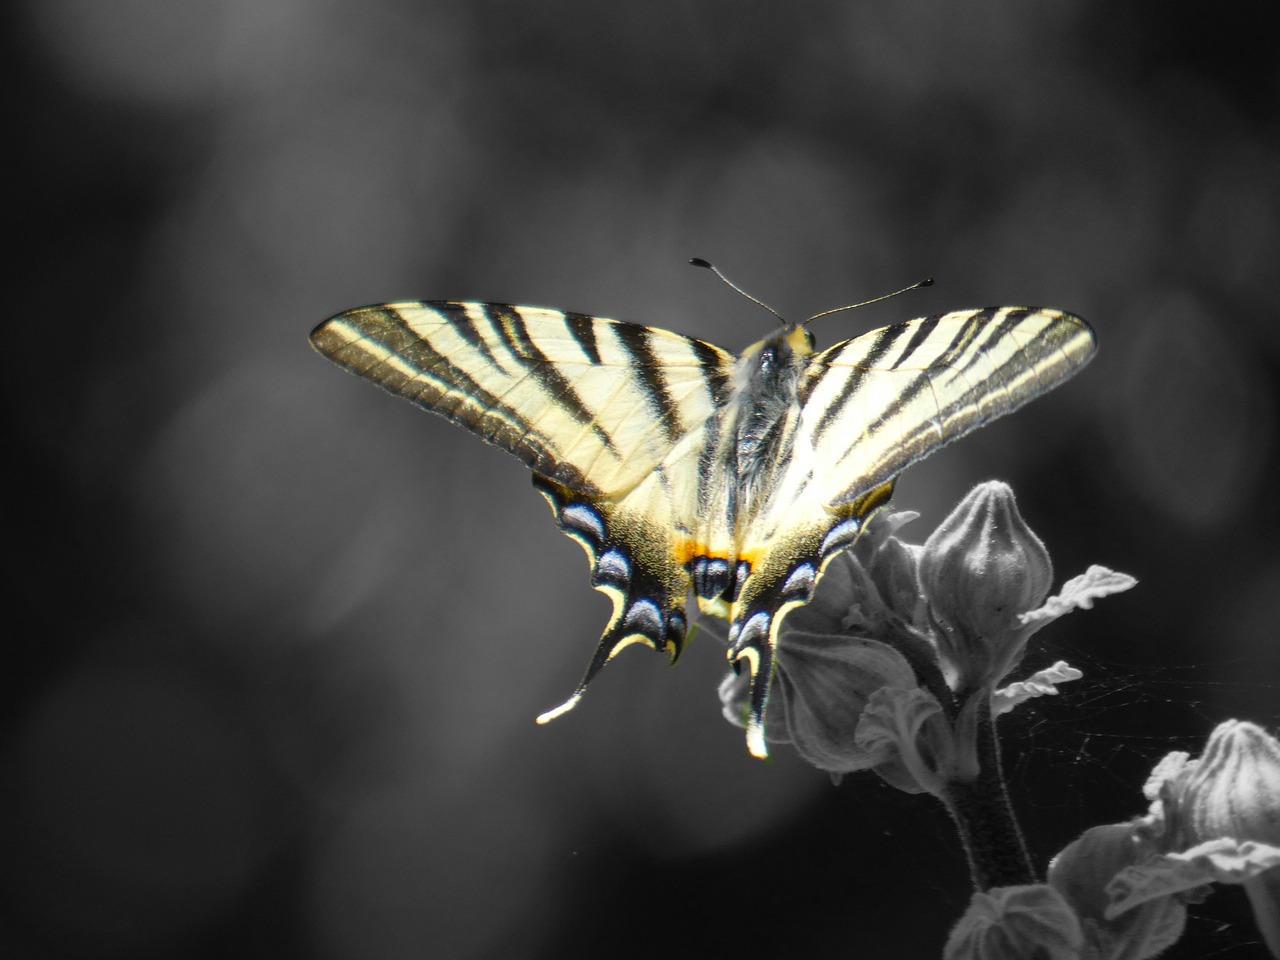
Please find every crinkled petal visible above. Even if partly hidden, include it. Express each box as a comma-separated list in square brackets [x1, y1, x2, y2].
[993, 661, 1083, 716]
[1021, 566, 1137, 628]
[1168, 838, 1280, 885]
[944, 885, 1083, 960]
[1142, 751, 1193, 804]
[856, 684, 949, 796]
[1106, 838, 1280, 917]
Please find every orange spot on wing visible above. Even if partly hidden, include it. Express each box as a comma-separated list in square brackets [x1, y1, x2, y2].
[673, 538, 763, 569]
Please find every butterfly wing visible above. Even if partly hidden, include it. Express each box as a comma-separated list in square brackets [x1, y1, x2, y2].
[310, 301, 734, 498]
[310, 301, 737, 715]
[727, 307, 1096, 756]
[794, 306, 1097, 509]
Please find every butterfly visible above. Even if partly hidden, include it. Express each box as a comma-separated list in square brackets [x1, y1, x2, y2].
[310, 271, 1095, 757]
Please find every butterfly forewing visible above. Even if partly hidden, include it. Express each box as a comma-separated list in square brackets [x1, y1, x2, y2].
[777, 306, 1095, 515]
[311, 301, 736, 497]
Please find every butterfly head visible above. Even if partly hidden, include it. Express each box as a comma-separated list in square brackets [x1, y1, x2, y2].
[782, 323, 817, 357]
[738, 323, 817, 386]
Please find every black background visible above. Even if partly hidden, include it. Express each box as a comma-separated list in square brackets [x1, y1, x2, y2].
[4, 2, 1279, 958]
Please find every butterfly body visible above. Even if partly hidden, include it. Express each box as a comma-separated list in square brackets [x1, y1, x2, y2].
[311, 298, 1095, 757]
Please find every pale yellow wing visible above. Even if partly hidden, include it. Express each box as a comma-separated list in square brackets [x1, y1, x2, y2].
[310, 301, 735, 498]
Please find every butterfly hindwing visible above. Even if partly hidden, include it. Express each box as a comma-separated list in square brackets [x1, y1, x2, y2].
[532, 473, 693, 722]
[724, 482, 897, 757]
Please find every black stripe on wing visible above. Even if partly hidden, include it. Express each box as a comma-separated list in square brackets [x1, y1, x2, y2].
[311, 307, 601, 492]
[447, 302, 504, 368]
[564, 311, 603, 364]
[799, 307, 1096, 509]
[888, 313, 942, 370]
[612, 323, 684, 443]
[856, 313, 1023, 442]
[486, 304, 620, 457]
[809, 321, 913, 444]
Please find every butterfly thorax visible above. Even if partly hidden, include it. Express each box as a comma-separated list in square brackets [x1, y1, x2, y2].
[730, 324, 817, 513]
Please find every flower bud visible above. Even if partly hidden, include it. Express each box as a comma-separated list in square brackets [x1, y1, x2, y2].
[867, 533, 923, 626]
[1127, 722, 1280, 958]
[1178, 721, 1280, 849]
[919, 482, 1053, 689]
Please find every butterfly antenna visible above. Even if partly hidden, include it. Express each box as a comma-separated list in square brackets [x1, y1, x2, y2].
[690, 258, 787, 326]
[803, 277, 934, 324]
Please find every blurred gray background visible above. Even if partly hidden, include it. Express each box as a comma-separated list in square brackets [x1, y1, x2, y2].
[4, 2, 1278, 958]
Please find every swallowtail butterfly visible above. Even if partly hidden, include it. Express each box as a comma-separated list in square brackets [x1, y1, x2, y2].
[310, 271, 1094, 757]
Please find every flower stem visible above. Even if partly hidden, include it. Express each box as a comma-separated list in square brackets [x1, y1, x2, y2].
[940, 702, 1035, 890]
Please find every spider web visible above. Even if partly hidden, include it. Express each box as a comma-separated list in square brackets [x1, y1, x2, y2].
[998, 639, 1280, 959]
